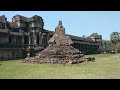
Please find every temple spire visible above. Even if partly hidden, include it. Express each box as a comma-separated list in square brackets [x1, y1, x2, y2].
[58, 20, 62, 26]
[55, 20, 65, 34]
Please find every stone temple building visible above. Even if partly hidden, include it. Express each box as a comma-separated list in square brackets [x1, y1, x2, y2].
[0, 15, 102, 60]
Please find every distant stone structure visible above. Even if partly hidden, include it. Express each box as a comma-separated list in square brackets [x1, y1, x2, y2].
[24, 21, 86, 64]
[0, 15, 102, 60]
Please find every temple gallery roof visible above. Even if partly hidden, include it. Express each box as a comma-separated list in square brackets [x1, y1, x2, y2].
[89, 33, 102, 39]
[0, 15, 101, 43]
[13, 15, 43, 22]
[8, 22, 19, 28]
[12, 15, 28, 22]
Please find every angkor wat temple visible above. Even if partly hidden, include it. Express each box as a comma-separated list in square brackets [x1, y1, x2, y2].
[0, 15, 102, 60]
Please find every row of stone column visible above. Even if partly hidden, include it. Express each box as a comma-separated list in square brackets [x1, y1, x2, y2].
[28, 30, 49, 46]
[27, 30, 49, 57]
[73, 43, 99, 50]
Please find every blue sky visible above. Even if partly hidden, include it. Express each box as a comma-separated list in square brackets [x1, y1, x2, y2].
[0, 11, 120, 40]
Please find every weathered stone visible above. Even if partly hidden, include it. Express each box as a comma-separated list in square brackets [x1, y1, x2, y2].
[24, 20, 94, 64]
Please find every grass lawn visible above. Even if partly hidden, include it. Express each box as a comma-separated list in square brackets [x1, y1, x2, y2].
[0, 54, 120, 79]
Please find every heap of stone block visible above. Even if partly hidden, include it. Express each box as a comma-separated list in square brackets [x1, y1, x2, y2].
[24, 21, 86, 64]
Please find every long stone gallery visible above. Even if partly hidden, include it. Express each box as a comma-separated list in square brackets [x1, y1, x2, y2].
[0, 15, 102, 60]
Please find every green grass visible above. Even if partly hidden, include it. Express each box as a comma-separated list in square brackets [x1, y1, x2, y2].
[0, 54, 120, 79]
[86, 53, 117, 58]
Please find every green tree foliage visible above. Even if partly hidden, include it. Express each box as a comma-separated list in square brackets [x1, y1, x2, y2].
[102, 40, 115, 51]
[110, 32, 120, 53]
[110, 32, 120, 44]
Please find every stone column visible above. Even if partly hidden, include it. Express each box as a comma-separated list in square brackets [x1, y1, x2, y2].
[42, 33, 47, 45]
[34, 35, 36, 45]
[27, 52, 30, 58]
[28, 33, 31, 49]
[33, 29, 36, 45]
[22, 35, 24, 44]
[40, 33, 44, 45]
[14, 36, 16, 44]
[83, 44, 85, 50]
[5, 23, 7, 29]
[39, 32, 42, 45]
[27, 33, 31, 58]
[46, 33, 49, 46]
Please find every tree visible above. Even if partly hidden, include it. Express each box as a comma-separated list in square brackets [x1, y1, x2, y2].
[110, 32, 120, 53]
[102, 40, 115, 51]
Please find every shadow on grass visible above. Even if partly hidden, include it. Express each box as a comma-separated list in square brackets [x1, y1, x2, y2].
[0, 59, 21, 61]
